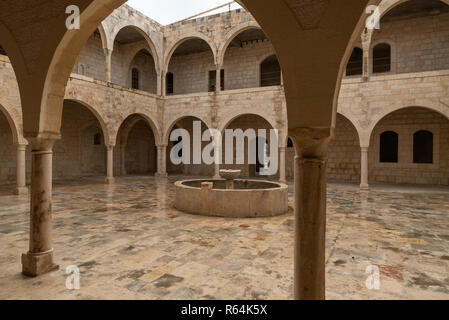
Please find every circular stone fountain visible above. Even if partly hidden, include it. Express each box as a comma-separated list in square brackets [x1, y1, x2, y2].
[174, 170, 288, 218]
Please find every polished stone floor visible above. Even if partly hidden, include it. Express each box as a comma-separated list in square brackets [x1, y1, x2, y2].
[0, 176, 448, 300]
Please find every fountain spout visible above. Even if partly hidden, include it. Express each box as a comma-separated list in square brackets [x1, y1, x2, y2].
[219, 169, 241, 189]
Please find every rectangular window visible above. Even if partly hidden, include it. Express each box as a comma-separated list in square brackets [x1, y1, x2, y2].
[208, 70, 216, 92]
[166, 72, 174, 95]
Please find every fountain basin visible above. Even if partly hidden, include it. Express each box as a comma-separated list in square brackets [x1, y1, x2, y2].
[174, 179, 288, 218]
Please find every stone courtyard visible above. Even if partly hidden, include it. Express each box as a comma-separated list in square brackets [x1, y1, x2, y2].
[1, 176, 448, 300]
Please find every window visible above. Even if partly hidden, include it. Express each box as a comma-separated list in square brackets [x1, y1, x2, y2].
[413, 130, 433, 164]
[287, 138, 294, 148]
[208, 69, 225, 92]
[260, 55, 281, 87]
[94, 133, 102, 145]
[373, 43, 391, 74]
[166, 72, 174, 95]
[78, 63, 85, 75]
[380, 131, 398, 163]
[0, 45, 7, 56]
[220, 69, 225, 91]
[131, 68, 139, 90]
[208, 70, 216, 92]
[346, 47, 363, 76]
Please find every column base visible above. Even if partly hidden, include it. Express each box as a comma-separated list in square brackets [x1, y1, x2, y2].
[155, 173, 168, 178]
[360, 184, 370, 191]
[22, 250, 59, 277]
[105, 177, 115, 184]
[14, 186, 29, 195]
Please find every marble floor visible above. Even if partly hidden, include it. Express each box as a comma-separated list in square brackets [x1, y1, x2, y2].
[0, 176, 448, 300]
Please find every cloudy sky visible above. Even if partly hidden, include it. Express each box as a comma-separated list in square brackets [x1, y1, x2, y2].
[127, 0, 242, 25]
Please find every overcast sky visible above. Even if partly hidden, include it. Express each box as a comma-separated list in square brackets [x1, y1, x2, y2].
[127, 0, 242, 25]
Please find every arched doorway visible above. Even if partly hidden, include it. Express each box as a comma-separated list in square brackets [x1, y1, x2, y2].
[166, 116, 213, 176]
[116, 115, 158, 176]
[0, 108, 18, 185]
[53, 100, 107, 180]
[221, 114, 275, 178]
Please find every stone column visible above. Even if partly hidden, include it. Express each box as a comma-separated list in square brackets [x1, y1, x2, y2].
[161, 72, 167, 97]
[156, 145, 168, 178]
[361, 29, 373, 80]
[360, 147, 369, 190]
[216, 65, 222, 92]
[106, 145, 115, 184]
[104, 48, 112, 83]
[214, 163, 221, 178]
[290, 128, 330, 300]
[157, 72, 162, 96]
[15, 143, 28, 195]
[279, 146, 286, 183]
[22, 137, 59, 277]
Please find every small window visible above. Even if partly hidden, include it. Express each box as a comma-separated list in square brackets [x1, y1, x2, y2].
[287, 138, 294, 148]
[208, 70, 216, 92]
[346, 47, 363, 76]
[94, 133, 102, 145]
[220, 69, 225, 91]
[131, 68, 139, 90]
[78, 64, 85, 75]
[166, 72, 174, 95]
[373, 43, 391, 74]
[0, 45, 7, 56]
[413, 130, 433, 164]
[380, 131, 398, 163]
[260, 55, 281, 87]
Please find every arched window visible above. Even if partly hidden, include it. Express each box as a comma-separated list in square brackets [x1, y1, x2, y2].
[0, 45, 7, 56]
[78, 63, 85, 76]
[260, 55, 281, 87]
[373, 43, 391, 74]
[346, 47, 363, 76]
[413, 130, 433, 164]
[166, 72, 174, 95]
[380, 131, 398, 163]
[131, 68, 139, 90]
[94, 133, 102, 146]
[287, 138, 294, 148]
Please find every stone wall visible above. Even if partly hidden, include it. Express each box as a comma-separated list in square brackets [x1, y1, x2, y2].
[0, 112, 15, 184]
[368, 107, 449, 185]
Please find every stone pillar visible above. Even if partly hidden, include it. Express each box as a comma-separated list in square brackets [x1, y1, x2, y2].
[106, 145, 115, 184]
[157, 72, 162, 96]
[161, 72, 167, 97]
[214, 163, 220, 179]
[120, 144, 126, 175]
[361, 29, 373, 80]
[22, 138, 59, 277]
[360, 147, 369, 190]
[156, 145, 168, 178]
[279, 146, 286, 183]
[104, 48, 112, 83]
[15, 144, 28, 195]
[216, 65, 222, 92]
[290, 128, 330, 300]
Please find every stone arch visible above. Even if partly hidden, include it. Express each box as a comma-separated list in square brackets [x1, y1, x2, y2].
[335, 110, 363, 146]
[64, 99, 111, 147]
[111, 24, 161, 74]
[163, 115, 212, 145]
[163, 33, 217, 72]
[0, 103, 20, 145]
[115, 112, 161, 147]
[217, 21, 262, 66]
[219, 112, 277, 136]
[378, 0, 449, 20]
[367, 101, 449, 143]
[259, 54, 281, 87]
[97, 22, 112, 51]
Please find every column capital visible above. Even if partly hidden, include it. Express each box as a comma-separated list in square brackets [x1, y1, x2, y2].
[361, 146, 369, 152]
[26, 135, 60, 151]
[288, 127, 331, 159]
[103, 47, 113, 56]
[106, 144, 115, 151]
